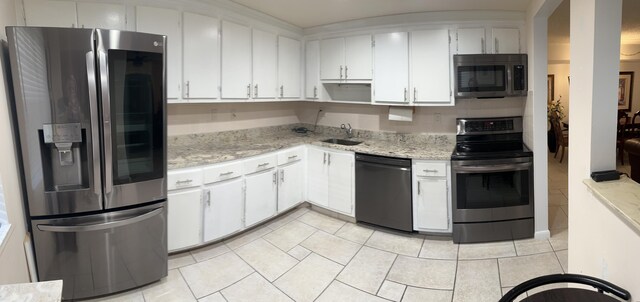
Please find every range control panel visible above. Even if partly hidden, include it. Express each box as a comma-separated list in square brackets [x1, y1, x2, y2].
[456, 117, 523, 135]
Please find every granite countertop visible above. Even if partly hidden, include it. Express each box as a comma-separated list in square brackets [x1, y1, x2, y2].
[168, 124, 455, 169]
[584, 176, 640, 236]
[0, 280, 63, 302]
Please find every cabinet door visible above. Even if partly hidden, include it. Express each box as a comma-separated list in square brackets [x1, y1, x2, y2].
[77, 2, 125, 30]
[183, 13, 219, 99]
[203, 178, 244, 242]
[221, 21, 252, 99]
[245, 170, 277, 226]
[416, 178, 448, 231]
[345, 35, 372, 80]
[456, 27, 486, 54]
[278, 161, 303, 212]
[278, 36, 301, 98]
[374, 32, 408, 103]
[168, 189, 202, 251]
[320, 38, 344, 80]
[307, 148, 329, 207]
[411, 29, 452, 104]
[137, 6, 181, 100]
[492, 28, 520, 54]
[24, 0, 77, 28]
[305, 40, 320, 99]
[327, 151, 354, 215]
[252, 29, 278, 98]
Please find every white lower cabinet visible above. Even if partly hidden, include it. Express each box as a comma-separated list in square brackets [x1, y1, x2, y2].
[203, 177, 244, 242]
[278, 160, 304, 212]
[412, 160, 451, 233]
[307, 147, 329, 207]
[306, 146, 354, 216]
[168, 188, 203, 251]
[244, 169, 278, 226]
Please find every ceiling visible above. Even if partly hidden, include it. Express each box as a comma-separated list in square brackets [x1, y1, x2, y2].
[548, 0, 640, 44]
[229, 0, 532, 28]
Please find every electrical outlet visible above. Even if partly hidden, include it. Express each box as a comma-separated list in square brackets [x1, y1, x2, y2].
[434, 113, 442, 123]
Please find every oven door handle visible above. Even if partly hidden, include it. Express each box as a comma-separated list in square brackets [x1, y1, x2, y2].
[454, 162, 531, 173]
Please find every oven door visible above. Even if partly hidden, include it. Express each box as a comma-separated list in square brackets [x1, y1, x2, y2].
[452, 157, 533, 223]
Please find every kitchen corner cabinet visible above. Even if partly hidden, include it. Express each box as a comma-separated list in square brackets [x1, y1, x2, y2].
[244, 169, 278, 226]
[203, 177, 244, 242]
[167, 167, 204, 251]
[412, 160, 451, 233]
[278, 36, 302, 99]
[320, 35, 372, 81]
[305, 40, 320, 99]
[77, 2, 125, 30]
[221, 20, 252, 99]
[456, 26, 521, 54]
[183, 12, 219, 100]
[252, 29, 278, 99]
[23, 0, 77, 27]
[136, 6, 182, 100]
[306, 147, 354, 216]
[373, 32, 409, 103]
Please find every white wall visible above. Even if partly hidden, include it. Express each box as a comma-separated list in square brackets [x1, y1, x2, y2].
[0, 0, 30, 284]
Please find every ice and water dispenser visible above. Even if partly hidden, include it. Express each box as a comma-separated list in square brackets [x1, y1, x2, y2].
[40, 123, 89, 191]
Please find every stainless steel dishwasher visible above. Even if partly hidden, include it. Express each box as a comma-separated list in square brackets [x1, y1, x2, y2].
[355, 153, 413, 232]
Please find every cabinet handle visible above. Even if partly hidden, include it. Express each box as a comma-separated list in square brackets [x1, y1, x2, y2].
[339, 65, 343, 79]
[423, 169, 439, 173]
[404, 88, 407, 102]
[247, 84, 251, 98]
[314, 86, 318, 98]
[413, 87, 417, 102]
[176, 179, 193, 185]
[185, 81, 190, 98]
[481, 37, 485, 54]
[495, 38, 499, 53]
[280, 85, 284, 97]
[280, 170, 284, 183]
[206, 190, 211, 206]
[323, 152, 327, 164]
[258, 162, 270, 167]
[288, 155, 298, 160]
[328, 153, 331, 166]
[418, 182, 421, 195]
[345, 66, 348, 79]
[254, 84, 258, 98]
[219, 171, 234, 176]
[273, 171, 277, 184]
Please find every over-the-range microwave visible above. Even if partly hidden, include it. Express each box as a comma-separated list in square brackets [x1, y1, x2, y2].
[453, 54, 527, 99]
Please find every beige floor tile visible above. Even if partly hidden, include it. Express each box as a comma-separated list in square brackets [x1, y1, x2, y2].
[336, 246, 397, 294]
[263, 220, 317, 251]
[501, 287, 526, 302]
[548, 192, 568, 206]
[365, 230, 424, 257]
[180, 252, 254, 298]
[513, 238, 554, 256]
[221, 273, 292, 302]
[452, 259, 501, 302]
[273, 253, 343, 302]
[377, 280, 406, 302]
[387, 255, 456, 290]
[401, 286, 452, 302]
[316, 281, 388, 302]
[267, 207, 309, 230]
[419, 236, 458, 260]
[235, 238, 299, 282]
[335, 222, 375, 244]
[190, 242, 231, 262]
[297, 211, 346, 234]
[141, 269, 195, 301]
[287, 245, 312, 260]
[168, 252, 197, 270]
[498, 252, 563, 287]
[224, 227, 273, 250]
[549, 228, 568, 251]
[89, 290, 145, 302]
[548, 206, 568, 230]
[458, 241, 516, 259]
[555, 249, 568, 272]
[300, 231, 361, 265]
[198, 292, 227, 302]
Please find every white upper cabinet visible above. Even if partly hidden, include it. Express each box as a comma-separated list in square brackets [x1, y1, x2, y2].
[23, 0, 77, 28]
[373, 32, 409, 103]
[252, 29, 278, 99]
[136, 6, 182, 100]
[491, 28, 520, 54]
[411, 29, 452, 104]
[182, 12, 219, 100]
[221, 21, 252, 99]
[456, 27, 486, 54]
[77, 2, 125, 30]
[278, 36, 301, 99]
[320, 35, 372, 81]
[305, 40, 320, 99]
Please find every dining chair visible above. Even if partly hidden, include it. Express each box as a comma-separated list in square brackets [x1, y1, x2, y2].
[550, 111, 568, 163]
[617, 112, 630, 165]
[625, 138, 640, 183]
[630, 110, 640, 138]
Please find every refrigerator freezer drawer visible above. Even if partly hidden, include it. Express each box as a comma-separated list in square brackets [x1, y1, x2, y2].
[31, 202, 168, 300]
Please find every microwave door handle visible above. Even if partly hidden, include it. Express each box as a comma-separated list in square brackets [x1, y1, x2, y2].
[506, 65, 513, 94]
[454, 162, 531, 173]
[98, 51, 113, 196]
[86, 51, 102, 198]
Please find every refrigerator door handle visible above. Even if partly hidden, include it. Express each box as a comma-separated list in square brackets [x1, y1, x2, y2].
[86, 51, 102, 198]
[36, 207, 163, 233]
[98, 50, 113, 196]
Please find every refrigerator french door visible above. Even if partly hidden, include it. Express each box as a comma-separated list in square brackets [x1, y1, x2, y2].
[6, 27, 168, 300]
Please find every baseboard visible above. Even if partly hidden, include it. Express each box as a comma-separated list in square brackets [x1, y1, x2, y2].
[534, 229, 551, 240]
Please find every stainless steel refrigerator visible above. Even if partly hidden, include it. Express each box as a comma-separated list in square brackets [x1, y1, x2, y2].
[6, 27, 168, 300]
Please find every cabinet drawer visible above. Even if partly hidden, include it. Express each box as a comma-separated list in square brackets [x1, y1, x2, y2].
[415, 162, 447, 177]
[203, 161, 243, 184]
[244, 154, 277, 174]
[277, 147, 305, 165]
[168, 168, 203, 190]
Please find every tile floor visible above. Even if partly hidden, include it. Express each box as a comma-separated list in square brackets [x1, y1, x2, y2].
[89, 153, 577, 302]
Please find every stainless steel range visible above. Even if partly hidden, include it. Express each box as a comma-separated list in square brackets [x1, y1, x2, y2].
[451, 117, 534, 243]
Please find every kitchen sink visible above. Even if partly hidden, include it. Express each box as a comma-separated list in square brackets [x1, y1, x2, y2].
[321, 138, 363, 146]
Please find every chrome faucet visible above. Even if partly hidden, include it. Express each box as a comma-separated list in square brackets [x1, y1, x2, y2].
[341, 123, 353, 138]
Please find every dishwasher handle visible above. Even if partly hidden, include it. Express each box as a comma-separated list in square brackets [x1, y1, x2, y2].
[356, 160, 411, 172]
[355, 153, 411, 167]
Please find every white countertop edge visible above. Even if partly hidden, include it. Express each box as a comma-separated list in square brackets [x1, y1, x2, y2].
[583, 176, 640, 237]
[0, 223, 13, 257]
